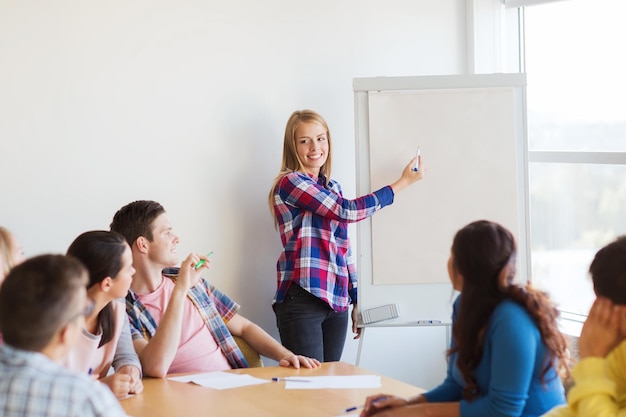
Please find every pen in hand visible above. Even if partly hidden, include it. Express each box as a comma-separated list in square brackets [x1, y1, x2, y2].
[412, 147, 421, 172]
[194, 251, 213, 270]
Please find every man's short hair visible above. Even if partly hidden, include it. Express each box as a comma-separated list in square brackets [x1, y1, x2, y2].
[0, 254, 87, 351]
[110, 200, 166, 246]
[589, 235, 626, 305]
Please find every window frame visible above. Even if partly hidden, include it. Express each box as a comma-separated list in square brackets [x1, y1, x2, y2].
[513, 0, 626, 332]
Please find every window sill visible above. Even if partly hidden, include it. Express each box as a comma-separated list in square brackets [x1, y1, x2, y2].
[558, 311, 585, 337]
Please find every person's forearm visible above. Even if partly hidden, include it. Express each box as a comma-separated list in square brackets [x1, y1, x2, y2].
[137, 286, 187, 377]
[390, 177, 411, 194]
[239, 322, 291, 360]
[407, 394, 428, 405]
[414, 401, 460, 417]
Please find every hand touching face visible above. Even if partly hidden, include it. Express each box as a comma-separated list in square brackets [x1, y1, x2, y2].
[579, 297, 626, 358]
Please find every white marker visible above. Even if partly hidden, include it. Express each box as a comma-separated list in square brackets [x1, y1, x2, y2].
[413, 147, 421, 171]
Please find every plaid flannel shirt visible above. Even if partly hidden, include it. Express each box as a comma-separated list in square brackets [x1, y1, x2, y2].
[272, 171, 394, 312]
[0, 345, 128, 417]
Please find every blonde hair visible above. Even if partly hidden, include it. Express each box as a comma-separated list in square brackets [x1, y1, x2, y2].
[0, 227, 17, 278]
[267, 110, 333, 228]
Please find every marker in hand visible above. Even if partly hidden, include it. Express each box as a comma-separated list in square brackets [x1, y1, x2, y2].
[412, 147, 421, 172]
[194, 251, 213, 270]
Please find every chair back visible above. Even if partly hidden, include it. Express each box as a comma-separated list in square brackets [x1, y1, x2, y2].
[233, 335, 263, 368]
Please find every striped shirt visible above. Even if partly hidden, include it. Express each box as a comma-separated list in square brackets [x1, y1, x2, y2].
[272, 171, 394, 312]
[125, 268, 248, 369]
[0, 344, 128, 417]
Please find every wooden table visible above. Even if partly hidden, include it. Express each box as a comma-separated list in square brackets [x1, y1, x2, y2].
[120, 361, 423, 417]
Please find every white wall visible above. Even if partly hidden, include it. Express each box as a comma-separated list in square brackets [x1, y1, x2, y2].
[0, 0, 505, 388]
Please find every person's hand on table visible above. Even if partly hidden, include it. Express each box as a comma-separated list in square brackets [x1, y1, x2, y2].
[120, 365, 143, 395]
[361, 404, 430, 417]
[360, 393, 431, 417]
[100, 366, 143, 399]
[278, 354, 321, 369]
[100, 372, 133, 399]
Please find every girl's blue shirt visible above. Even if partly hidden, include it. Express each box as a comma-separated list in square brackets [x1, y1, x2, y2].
[424, 295, 565, 417]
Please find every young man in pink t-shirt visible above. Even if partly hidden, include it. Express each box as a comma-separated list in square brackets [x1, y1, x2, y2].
[110, 200, 320, 377]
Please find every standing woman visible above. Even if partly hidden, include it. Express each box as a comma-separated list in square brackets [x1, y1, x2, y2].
[361, 220, 568, 417]
[268, 109, 423, 362]
[65, 230, 143, 399]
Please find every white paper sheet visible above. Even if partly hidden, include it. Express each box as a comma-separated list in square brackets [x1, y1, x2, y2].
[283, 375, 381, 389]
[168, 371, 270, 390]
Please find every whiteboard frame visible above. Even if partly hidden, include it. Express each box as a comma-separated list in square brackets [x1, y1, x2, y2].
[353, 73, 529, 324]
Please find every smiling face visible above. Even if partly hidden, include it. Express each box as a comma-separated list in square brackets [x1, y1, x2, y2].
[294, 121, 329, 177]
[146, 214, 180, 268]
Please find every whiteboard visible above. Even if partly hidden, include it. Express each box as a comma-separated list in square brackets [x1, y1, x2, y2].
[353, 74, 528, 322]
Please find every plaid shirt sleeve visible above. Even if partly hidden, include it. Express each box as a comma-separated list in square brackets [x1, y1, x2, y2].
[125, 290, 157, 340]
[197, 278, 239, 322]
[187, 278, 248, 368]
[276, 172, 394, 223]
[346, 243, 358, 304]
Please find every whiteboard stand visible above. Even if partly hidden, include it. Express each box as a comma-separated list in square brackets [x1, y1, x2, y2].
[352, 73, 528, 366]
[355, 321, 452, 366]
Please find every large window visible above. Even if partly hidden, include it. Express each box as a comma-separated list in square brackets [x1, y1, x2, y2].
[523, 0, 626, 320]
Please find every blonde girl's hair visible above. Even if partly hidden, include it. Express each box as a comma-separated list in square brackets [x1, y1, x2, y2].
[267, 110, 333, 228]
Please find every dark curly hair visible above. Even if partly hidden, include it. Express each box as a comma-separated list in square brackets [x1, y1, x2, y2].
[449, 220, 568, 400]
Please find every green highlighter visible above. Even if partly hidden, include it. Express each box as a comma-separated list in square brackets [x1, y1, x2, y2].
[194, 251, 213, 270]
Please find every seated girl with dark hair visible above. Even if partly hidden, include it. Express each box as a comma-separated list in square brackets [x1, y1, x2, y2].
[64, 230, 143, 399]
[361, 220, 568, 417]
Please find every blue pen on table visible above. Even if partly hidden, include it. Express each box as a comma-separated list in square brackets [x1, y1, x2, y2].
[194, 251, 213, 270]
[412, 147, 421, 172]
[345, 405, 364, 413]
[271, 377, 312, 382]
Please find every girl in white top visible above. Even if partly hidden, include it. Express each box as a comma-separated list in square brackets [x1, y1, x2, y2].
[65, 230, 143, 399]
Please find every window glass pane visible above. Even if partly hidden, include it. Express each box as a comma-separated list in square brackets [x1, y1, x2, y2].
[525, 0, 626, 151]
[529, 162, 626, 314]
